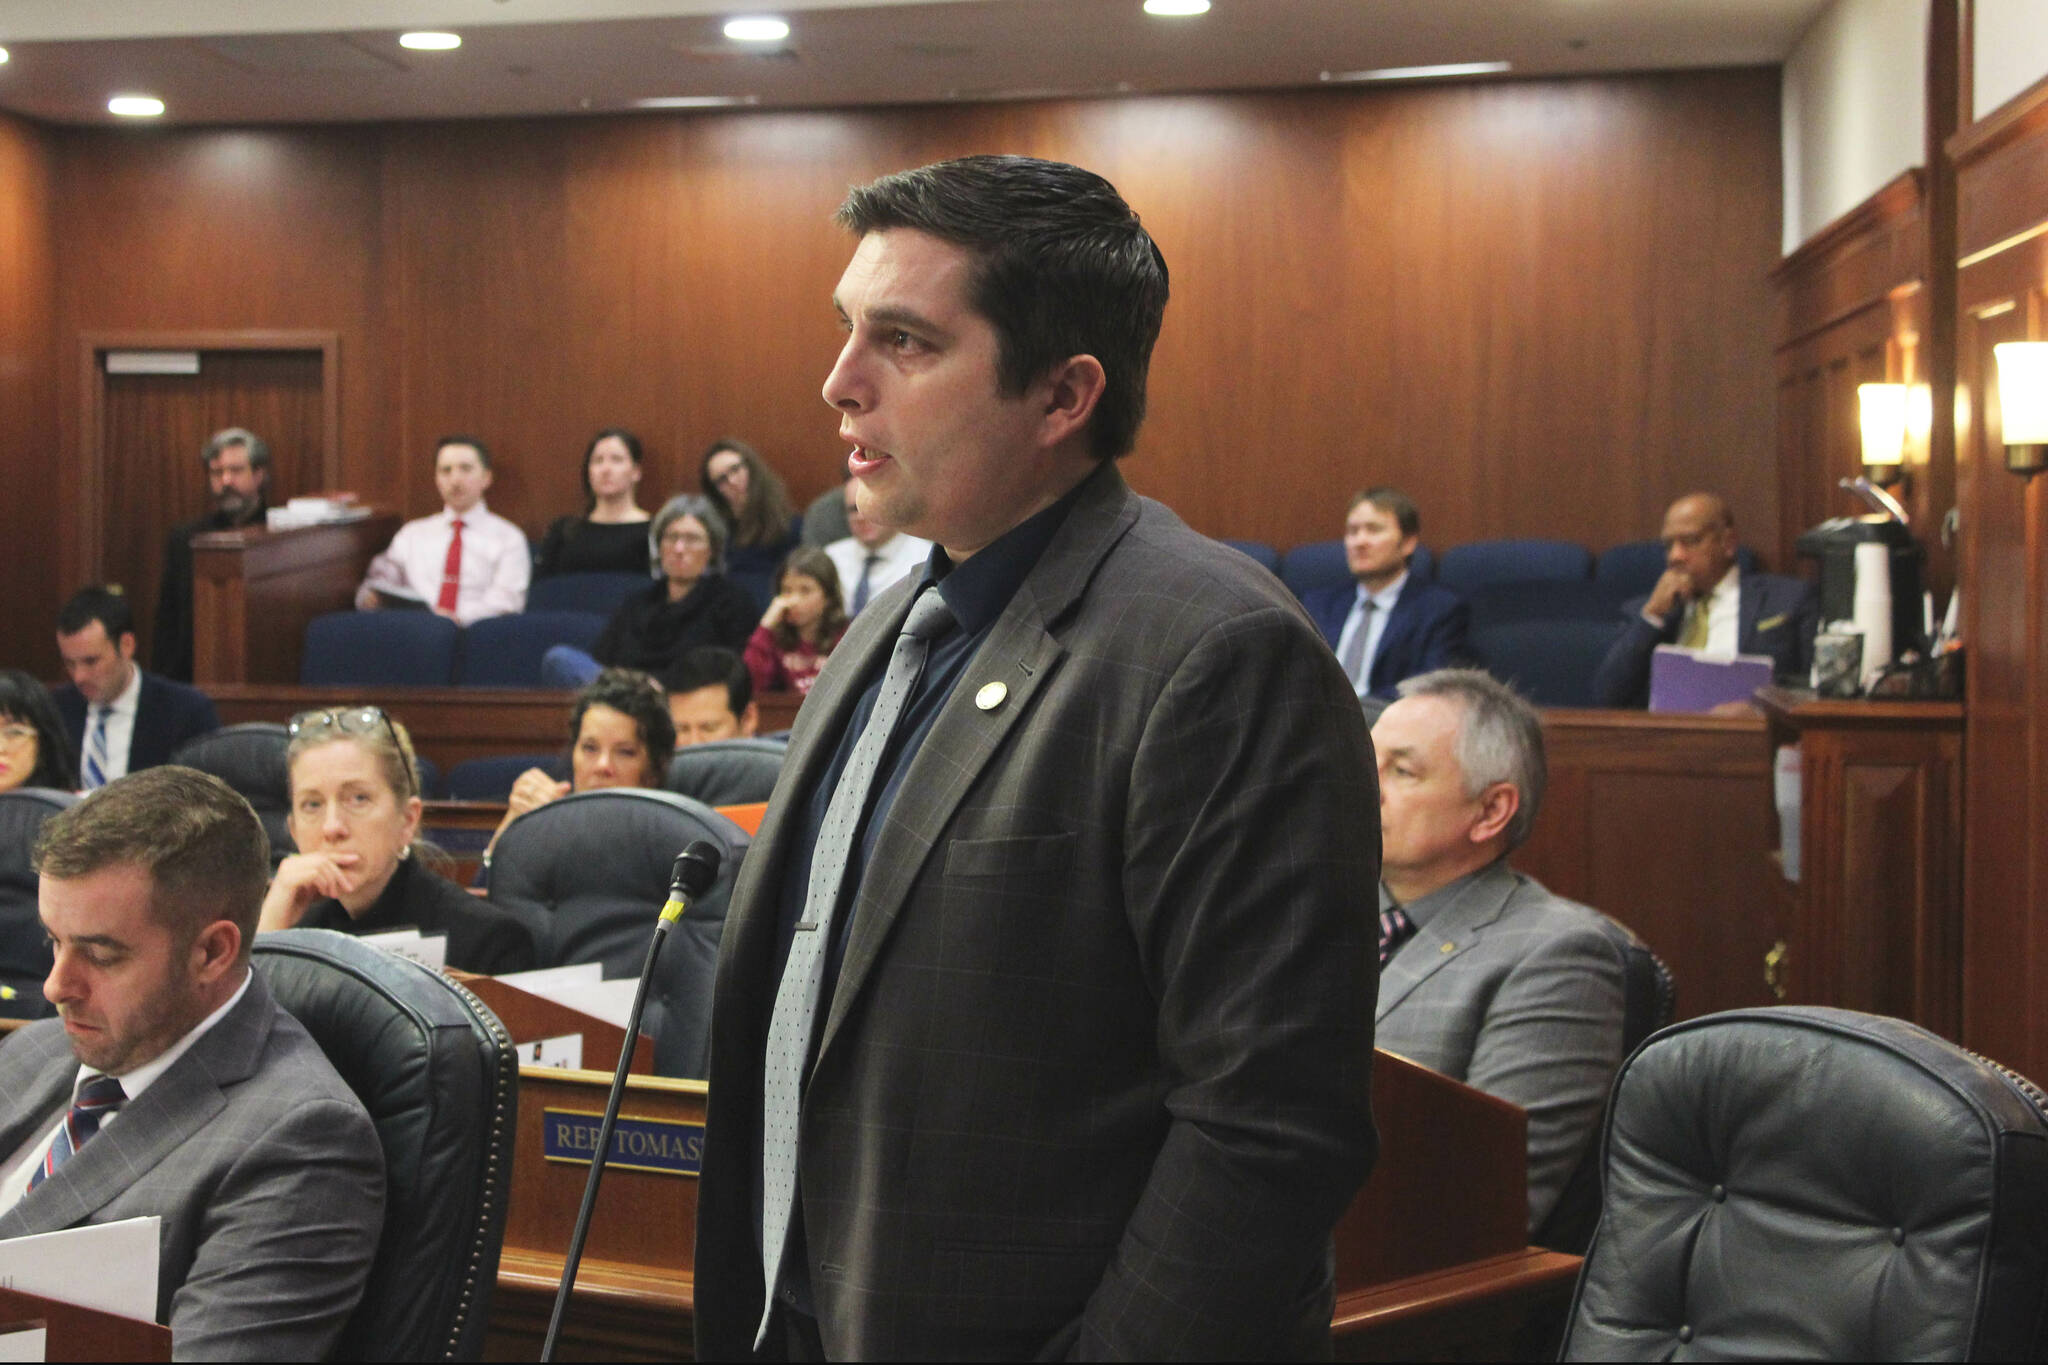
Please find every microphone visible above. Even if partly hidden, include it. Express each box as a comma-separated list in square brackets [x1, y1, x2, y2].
[541, 839, 723, 1362]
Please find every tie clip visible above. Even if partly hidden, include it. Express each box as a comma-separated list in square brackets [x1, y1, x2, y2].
[794, 920, 820, 932]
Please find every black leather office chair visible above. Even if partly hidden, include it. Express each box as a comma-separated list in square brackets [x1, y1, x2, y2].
[486, 788, 750, 1078]
[1561, 1007, 2048, 1361]
[171, 723, 293, 868]
[253, 928, 517, 1362]
[1533, 941, 1675, 1254]
[0, 788, 78, 1019]
[663, 735, 789, 807]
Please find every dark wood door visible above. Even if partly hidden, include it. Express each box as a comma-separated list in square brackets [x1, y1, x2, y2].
[98, 349, 324, 667]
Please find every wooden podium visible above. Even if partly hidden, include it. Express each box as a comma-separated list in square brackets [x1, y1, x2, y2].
[474, 981, 1576, 1362]
[0, 1288, 170, 1362]
[190, 512, 398, 685]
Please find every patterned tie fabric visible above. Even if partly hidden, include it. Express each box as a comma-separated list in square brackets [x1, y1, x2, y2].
[1678, 598, 1710, 650]
[1378, 901, 1417, 968]
[852, 552, 881, 616]
[82, 706, 111, 789]
[756, 587, 956, 1347]
[1338, 598, 1376, 691]
[27, 1074, 127, 1194]
[436, 518, 465, 613]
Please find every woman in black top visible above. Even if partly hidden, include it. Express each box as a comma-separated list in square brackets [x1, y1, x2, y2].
[591, 494, 757, 674]
[533, 428, 655, 578]
[256, 706, 537, 974]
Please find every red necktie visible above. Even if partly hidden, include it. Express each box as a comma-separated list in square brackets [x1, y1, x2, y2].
[437, 519, 465, 613]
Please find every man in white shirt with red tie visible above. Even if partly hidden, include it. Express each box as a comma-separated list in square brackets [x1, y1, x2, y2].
[356, 436, 529, 623]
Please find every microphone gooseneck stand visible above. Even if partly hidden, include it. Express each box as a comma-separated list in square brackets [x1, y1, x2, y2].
[540, 839, 723, 1363]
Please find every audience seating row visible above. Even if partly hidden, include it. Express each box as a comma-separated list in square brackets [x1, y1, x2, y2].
[303, 610, 604, 688]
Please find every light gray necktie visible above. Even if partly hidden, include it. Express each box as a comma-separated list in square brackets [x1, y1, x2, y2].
[756, 586, 955, 1347]
[1338, 597, 1376, 691]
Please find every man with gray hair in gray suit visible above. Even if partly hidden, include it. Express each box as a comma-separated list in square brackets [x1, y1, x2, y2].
[1371, 669, 1636, 1238]
[0, 766, 383, 1361]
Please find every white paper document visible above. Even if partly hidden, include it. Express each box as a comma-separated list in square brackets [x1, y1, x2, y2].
[360, 929, 447, 971]
[0, 1215, 160, 1323]
[514, 1033, 585, 1070]
[0, 1327, 45, 1362]
[495, 963, 603, 994]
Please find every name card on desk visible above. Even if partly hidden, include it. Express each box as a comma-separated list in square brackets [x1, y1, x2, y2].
[544, 1108, 704, 1177]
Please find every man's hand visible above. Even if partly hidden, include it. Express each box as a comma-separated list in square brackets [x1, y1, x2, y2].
[1643, 567, 1693, 622]
[354, 585, 380, 611]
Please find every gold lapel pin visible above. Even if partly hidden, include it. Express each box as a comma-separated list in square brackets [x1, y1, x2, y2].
[1439, 942, 1455, 954]
[975, 681, 1008, 711]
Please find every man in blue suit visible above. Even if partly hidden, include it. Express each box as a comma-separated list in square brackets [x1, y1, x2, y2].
[1303, 487, 1470, 703]
[53, 586, 219, 786]
[1592, 492, 1817, 708]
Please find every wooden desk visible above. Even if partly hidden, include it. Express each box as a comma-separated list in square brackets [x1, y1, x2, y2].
[191, 513, 398, 686]
[1516, 708, 1781, 1018]
[481, 1050, 1576, 1362]
[0, 1287, 171, 1362]
[1755, 687, 1965, 1035]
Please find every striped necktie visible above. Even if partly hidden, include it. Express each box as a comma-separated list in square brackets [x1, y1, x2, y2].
[756, 586, 956, 1349]
[1378, 900, 1417, 968]
[27, 1074, 127, 1194]
[83, 705, 111, 789]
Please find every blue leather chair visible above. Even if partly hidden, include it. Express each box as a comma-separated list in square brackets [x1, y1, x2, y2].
[171, 723, 293, 869]
[0, 788, 77, 1018]
[302, 612, 461, 687]
[1280, 539, 1435, 606]
[459, 611, 606, 688]
[1435, 539, 1592, 595]
[1597, 541, 1764, 602]
[445, 752, 565, 803]
[1218, 538, 1281, 575]
[664, 736, 789, 807]
[526, 571, 649, 616]
[1465, 579, 1628, 631]
[1467, 617, 1627, 708]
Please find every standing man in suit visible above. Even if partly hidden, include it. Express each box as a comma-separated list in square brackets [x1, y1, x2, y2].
[1592, 491, 1817, 707]
[696, 155, 1378, 1361]
[153, 427, 270, 683]
[0, 766, 384, 1359]
[1303, 488, 1470, 705]
[1369, 669, 1636, 1239]
[822, 477, 931, 617]
[54, 586, 220, 788]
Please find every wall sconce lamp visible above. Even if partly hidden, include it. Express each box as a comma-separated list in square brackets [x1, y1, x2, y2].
[1857, 382, 1909, 487]
[1994, 341, 2048, 478]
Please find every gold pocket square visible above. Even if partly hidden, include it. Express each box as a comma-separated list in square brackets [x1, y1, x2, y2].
[1758, 613, 1788, 631]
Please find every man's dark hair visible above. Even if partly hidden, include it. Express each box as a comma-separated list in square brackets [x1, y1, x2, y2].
[1349, 487, 1422, 540]
[435, 434, 493, 471]
[34, 766, 271, 959]
[58, 585, 134, 641]
[663, 646, 752, 719]
[568, 668, 677, 785]
[837, 155, 1170, 460]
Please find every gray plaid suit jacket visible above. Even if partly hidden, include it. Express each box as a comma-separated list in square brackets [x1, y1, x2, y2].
[1372, 860, 1632, 1234]
[0, 968, 384, 1361]
[696, 461, 1380, 1360]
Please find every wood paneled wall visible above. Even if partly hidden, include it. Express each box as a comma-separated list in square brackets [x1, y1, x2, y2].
[23, 67, 1781, 643]
[0, 113, 57, 671]
[1951, 73, 2048, 1083]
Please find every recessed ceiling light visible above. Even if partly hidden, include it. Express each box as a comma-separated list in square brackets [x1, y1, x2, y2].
[108, 95, 165, 117]
[1321, 61, 1512, 83]
[635, 95, 761, 108]
[723, 16, 791, 42]
[1143, 0, 1211, 14]
[0, 47, 10, 65]
[399, 32, 462, 51]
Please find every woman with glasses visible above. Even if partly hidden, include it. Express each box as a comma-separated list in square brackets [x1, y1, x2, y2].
[699, 438, 801, 606]
[533, 427, 655, 579]
[257, 707, 537, 973]
[0, 670, 77, 794]
[540, 493, 757, 689]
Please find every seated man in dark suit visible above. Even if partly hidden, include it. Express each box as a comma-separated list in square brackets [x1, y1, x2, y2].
[153, 427, 270, 683]
[0, 766, 384, 1360]
[1593, 491, 1817, 708]
[53, 586, 220, 789]
[1303, 487, 1469, 703]
[1370, 668, 1636, 1236]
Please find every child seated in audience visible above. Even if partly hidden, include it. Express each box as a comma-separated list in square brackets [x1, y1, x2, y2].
[745, 547, 848, 696]
[0, 669, 78, 794]
[259, 705, 537, 973]
[700, 438, 801, 605]
[356, 436, 529, 622]
[533, 427, 654, 578]
[483, 668, 677, 867]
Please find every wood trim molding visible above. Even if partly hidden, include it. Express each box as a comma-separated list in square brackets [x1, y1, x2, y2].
[1947, 64, 2048, 169]
[1950, 68, 2048, 264]
[1771, 172, 1926, 349]
[74, 329, 342, 584]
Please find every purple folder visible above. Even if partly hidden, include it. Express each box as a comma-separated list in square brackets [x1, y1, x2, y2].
[1648, 645, 1774, 713]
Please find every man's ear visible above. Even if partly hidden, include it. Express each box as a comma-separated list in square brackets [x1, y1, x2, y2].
[1037, 354, 1108, 449]
[1468, 782, 1520, 847]
[739, 702, 759, 738]
[192, 919, 242, 986]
